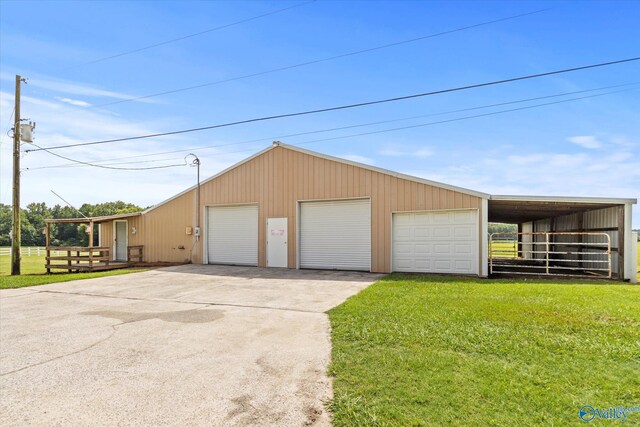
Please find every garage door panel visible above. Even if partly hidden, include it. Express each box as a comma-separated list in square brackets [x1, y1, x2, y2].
[395, 227, 412, 239]
[393, 210, 478, 274]
[454, 226, 474, 239]
[434, 243, 451, 254]
[207, 205, 258, 266]
[434, 259, 452, 270]
[454, 260, 473, 272]
[454, 211, 475, 222]
[454, 244, 473, 255]
[432, 213, 451, 224]
[300, 199, 371, 271]
[433, 227, 451, 238]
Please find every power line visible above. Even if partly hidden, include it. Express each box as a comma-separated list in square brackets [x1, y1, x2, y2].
[26, 56, 640, 153]
[27, 86, 635, 171]
[26, 81, 638, 169]
[288, 87, 638, 146]
[29, 143, 187, 170]
[66, 1, 316, 69]
[25, 156, 183, 171]
[92, 8, 550, 108]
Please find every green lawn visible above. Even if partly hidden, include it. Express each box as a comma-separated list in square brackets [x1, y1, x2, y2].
[0, 253, 144, 289]
[328, 275, 640, 426]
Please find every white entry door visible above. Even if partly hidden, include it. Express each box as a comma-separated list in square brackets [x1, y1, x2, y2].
[267, 218, 288, 268]
[114, 221, 127, 261]
[392, 209, 478, 274]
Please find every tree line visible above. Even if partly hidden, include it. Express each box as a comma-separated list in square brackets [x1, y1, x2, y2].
[488, 223, 517, 234]
[0, 201, 144, 247]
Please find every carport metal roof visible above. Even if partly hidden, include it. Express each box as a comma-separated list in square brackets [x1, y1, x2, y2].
[488, 195, 637, 223]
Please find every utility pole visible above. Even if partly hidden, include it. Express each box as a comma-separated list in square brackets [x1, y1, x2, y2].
[11, 75, 25, 275]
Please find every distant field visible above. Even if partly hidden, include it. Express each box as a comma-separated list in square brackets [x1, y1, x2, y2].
[0, 253, 48, 275]
[0, 249, 143, 289]
[490, 240, 518, 259]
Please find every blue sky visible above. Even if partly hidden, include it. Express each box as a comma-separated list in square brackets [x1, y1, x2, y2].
[1, 0, 638, 226]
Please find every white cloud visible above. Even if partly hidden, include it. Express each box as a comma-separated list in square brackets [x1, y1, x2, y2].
[402, 147, 640, 228]
[379, 148, 405, 156]
[56, 97, 91, 107]
[413, 149, 433, 158]
[0, 72, 156, 103]
[567, 135, 602, 149]
[0, 89, 250, 209]
[506, 154, 544, 165]
[379, 147, 432, 158]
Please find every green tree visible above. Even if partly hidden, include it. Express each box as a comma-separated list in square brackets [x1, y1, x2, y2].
[0, 204, 11, 246]
[25, 202, 51, 246]
[488, 223, 518, 234]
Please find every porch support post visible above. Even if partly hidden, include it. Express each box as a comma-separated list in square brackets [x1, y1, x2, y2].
[89, 220, 94, 270]
[45, 223, 50, 274]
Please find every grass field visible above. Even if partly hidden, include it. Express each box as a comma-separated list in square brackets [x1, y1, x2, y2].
[328, 274, 640, 426]
[0, 252, 143, 289]
[489, 240, 518, 258]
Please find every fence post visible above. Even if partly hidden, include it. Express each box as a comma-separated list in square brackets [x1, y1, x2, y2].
[545, 233, 550, 275]
[489, 234, 493, 275]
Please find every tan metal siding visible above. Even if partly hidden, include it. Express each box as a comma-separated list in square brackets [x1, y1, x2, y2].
[141, 191, 196, 263]
[137, 146, 482, 272]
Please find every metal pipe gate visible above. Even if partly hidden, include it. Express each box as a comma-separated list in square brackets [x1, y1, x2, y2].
[489, 232, 612, 278]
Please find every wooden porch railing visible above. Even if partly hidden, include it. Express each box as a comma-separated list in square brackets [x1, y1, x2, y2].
[45, 245, 144, 273]
[45, 246, 111, 273]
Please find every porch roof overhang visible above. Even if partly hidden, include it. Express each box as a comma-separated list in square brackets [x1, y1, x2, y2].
[488, 195, 637, 223]
[45, 212, 142, 224]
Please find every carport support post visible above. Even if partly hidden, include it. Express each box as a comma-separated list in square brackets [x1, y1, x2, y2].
[617, 205, 624, 279]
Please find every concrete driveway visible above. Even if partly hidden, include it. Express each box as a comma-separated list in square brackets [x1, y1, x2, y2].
[0, 265, 380, 426]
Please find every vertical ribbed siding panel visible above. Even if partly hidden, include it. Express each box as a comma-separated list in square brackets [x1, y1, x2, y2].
[384, 175, 392, 272]
[582, 206, 619, 274]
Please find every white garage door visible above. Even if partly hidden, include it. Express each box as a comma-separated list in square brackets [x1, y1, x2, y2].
[207, 205, 258, 265]
[393, 209, 478, 274]
[300, 199, 371, 271]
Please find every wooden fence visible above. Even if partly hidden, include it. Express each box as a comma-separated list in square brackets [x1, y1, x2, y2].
[1, 247, 49, 256]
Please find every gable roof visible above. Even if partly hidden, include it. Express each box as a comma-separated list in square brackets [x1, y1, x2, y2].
[144, 142, 490, 214]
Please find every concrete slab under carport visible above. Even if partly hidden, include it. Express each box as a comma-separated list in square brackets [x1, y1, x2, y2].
[0, 265, 381, 426]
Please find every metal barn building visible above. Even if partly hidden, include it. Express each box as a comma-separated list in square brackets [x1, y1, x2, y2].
[90, 142, 637, 281]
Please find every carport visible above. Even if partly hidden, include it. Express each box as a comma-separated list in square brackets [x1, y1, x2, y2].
[487, 196, 637, 282]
